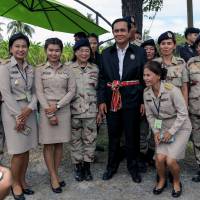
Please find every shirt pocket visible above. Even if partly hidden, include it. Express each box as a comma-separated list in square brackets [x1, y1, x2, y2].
[89, 95, 98, 113]
[189, 96, 200, 115]
[167, 67, 182, 87]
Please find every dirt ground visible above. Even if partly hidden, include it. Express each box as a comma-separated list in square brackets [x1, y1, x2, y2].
[1, 130, 200, 200]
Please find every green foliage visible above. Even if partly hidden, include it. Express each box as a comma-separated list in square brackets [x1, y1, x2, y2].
[7, 20, 35, 38]
[0, 40, 74, 66]
[175, 33, 185, 45]
[143, 0, 163, 12]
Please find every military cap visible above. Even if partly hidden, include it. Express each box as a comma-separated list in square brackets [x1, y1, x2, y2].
[184, 27, 200, 38]
[194, 35, 200, 46]
[73, 39, 90, 51]
[9, 32, 30, 49]
[141, 39, 156, 48]
[157, 31, 176, 45]
[123, 16, 136, 26]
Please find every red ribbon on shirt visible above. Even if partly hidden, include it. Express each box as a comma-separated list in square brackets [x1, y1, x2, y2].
[107, 80, 140, 112]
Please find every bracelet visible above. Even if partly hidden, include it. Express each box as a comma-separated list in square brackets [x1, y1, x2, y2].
[46, 113, 55, 118]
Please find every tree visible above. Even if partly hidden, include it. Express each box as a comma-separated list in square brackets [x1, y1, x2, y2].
[122, 0, 163, 33]
[7, 20, 35, 38]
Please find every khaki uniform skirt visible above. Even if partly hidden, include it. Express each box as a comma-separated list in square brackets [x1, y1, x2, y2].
[39, 104, 71, 144]
[156, 118, 191, 160]
[1, 101, 38, 154]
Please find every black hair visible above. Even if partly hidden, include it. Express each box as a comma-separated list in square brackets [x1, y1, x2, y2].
[111, 18, 131, 32]
[9, 32, 30, 51]
[135, 31, 142, 35]
[71, 46, 94, 63]
[88, 33, 99, 42]
[44, 38, 63, 51]
[74, 32, 87, 39]
[144, 61, 167, 80]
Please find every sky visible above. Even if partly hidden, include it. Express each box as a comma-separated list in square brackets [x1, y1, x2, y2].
[0, 0, 200, 45]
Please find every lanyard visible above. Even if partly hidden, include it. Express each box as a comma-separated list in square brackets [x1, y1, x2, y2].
[16, 65, 28, 89]
[152, 94, 162, 118]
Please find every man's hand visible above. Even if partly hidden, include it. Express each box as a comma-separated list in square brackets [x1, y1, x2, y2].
[140, 104, 145, 116]
[96, 112, 102, 126]
[154, 132, 161, 145]
[99, 103, 107, 117]
[162, 131, 172, 143]
[45, 104, 57, 115]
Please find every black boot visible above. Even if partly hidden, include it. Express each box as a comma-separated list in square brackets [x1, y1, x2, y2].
[83, 162, 93, 181]
[74, 163, 84, 182]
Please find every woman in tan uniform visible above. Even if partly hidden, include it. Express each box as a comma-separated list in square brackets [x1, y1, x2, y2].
[154, 31, 189, 105]
[35, 38, 76, 193]
[187, 36, 200, 182]
[0, 33, 38, 200]
[143, 61, 191, 198]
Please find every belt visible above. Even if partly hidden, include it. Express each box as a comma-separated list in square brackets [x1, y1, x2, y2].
[107, 80, 140, 112]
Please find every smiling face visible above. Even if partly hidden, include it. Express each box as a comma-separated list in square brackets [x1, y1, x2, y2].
[10, 39, 28, 61]
[45, 44, 62, 63]
[75, 46, 90, 63]
[159, 39, 176, 57]
[112, 21, 129, 46]
[144, 45, 156, 61]
[143, 67, 160, 87]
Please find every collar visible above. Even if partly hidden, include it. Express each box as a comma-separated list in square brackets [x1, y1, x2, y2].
[116, 43, 129, 53]
[72, 61, 93, 69]
[110, 42, 134, 53]
[10, 56, 28, 69]
[148, 82, 165, 99]
[44, 61, 62, 69]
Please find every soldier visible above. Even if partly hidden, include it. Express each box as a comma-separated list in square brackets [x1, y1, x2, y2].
[35, 38, 76, 193]
[68, 39, 99, 182]
[187, 35, 200, 182]
[179, 27, 200, 62]
[143, 61, 191, 198]
[124, 16, 142, 46]
[140, 39, 160, 167]
[0, 33, 38, 199]
[155, 31, 189, 105]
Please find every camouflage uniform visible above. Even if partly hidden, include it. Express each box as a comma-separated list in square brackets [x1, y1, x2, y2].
[67, 61, 99, 164]
[187, 56, 200, 165]
[154, 56, 189, 88]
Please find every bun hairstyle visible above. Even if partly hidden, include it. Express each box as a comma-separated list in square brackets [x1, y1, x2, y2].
[144, 61, 167, 80]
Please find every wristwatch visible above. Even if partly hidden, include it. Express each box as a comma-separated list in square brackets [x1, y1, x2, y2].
[56, 103, 60, 110]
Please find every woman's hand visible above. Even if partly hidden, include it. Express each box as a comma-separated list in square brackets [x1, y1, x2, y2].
[18, 107, 32, 122]
[45, 104, 57, 115]
[49, 116, 59, 126]
[162, 131, 172, 143]
[154, 132, 161, 145]
[15, 118, 25, 132]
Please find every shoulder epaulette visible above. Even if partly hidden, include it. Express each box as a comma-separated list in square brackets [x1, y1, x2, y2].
[0, 59, 10, 65]
[176, 57, 185, 64]
[164, 83, 174, 90]
[36, 63, 46, 68]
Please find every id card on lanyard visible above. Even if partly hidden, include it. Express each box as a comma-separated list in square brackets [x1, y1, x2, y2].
[153, 94, 162, 129]
[17, 65, 31, 102]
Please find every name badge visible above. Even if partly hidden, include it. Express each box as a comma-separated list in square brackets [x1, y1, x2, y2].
[154, 119, 162, 129]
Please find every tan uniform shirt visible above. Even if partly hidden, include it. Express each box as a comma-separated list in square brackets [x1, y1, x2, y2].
[144, 82, 189, 135]
[154, 56, 189, 88]
[187, 56, 200, 115]
[35, 62, 76, 109]
[67, 61, 99, 118]
[0, 56, 37, 117]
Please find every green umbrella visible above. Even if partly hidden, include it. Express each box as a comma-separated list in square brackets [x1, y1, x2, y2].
[0, 0, 108, 35]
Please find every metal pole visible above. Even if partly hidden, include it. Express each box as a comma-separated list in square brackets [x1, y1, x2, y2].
[187, 0, 193, 27]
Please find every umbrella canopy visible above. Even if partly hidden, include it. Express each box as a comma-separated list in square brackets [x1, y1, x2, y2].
[0, 0, 108, 35]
